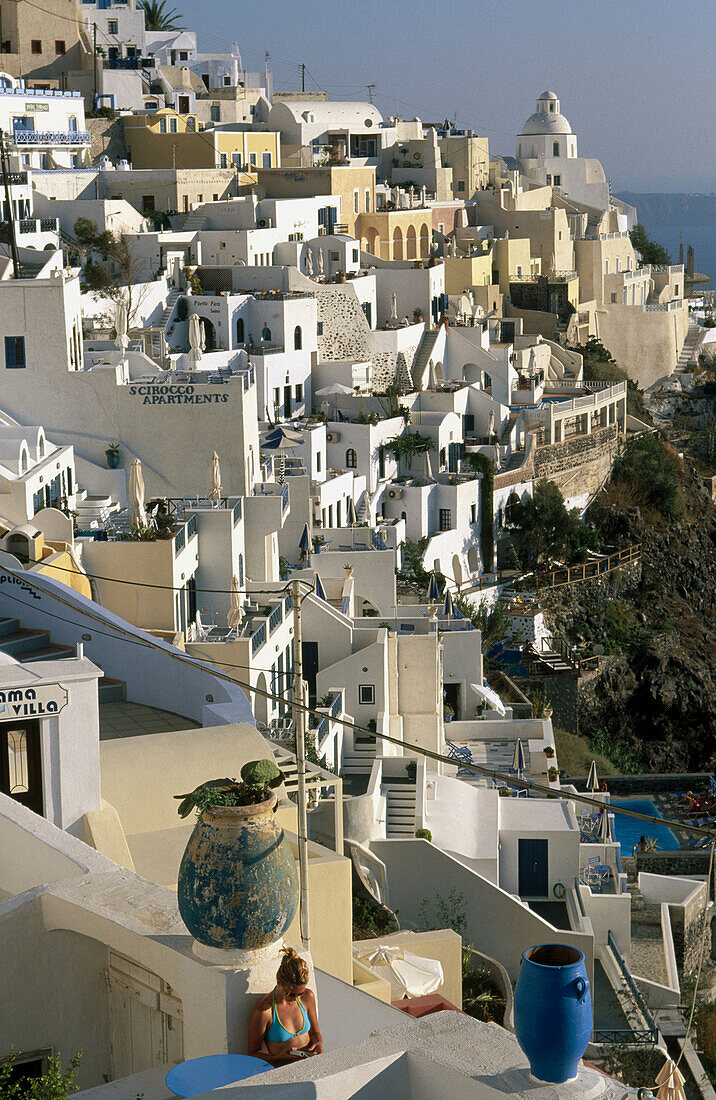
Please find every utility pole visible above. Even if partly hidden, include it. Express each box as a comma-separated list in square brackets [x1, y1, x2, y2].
[93, 23, 98, 108]
[291, 578, 310, 951]
[264, 51, 270, 95]
[300, 62, 306, 94]
[367, 83, 375, 105]
[0, 129, 21, 279]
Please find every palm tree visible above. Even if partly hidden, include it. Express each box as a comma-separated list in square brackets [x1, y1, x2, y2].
[139, 0, 185, 31]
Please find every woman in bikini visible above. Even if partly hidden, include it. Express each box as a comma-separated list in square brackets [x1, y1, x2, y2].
[248, 947, 323, 1066]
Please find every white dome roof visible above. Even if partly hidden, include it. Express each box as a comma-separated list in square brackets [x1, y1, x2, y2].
[538, 90, 559, 101]
[520, 111, 573, 136]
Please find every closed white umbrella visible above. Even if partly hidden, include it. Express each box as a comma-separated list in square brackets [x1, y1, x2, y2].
[114, 299, 129, 354]
[427, 359, 438, 390]
[512, 739, 526, 775]
[470, 681, 506, 716]
[129, 458, 146, 528]
[586, 760, 599, 793]
[316, 247, 324, 277]
[655, 1059, 686, 1100]
[599, 808, 613, 845]
[390, 292, 398, 321]
[227, 574, 242, 631]
[346, 497, 357, 525]
[305, 249, 313, 277]
[209, 451, 222, 503]
[188, 313, 203, 367]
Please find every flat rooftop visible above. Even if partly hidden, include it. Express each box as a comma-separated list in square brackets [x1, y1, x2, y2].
[99, 701, 200, 740]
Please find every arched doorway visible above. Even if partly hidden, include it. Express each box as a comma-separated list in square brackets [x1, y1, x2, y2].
[467, 546, 479, 574]
[392, 227, 403, 261]
[406, 225, 417, 259]
[236, 316, 245, 344]
[419, 224, 430, 257]
[198, 317, 217, 351]
[254, 672, 269, 728]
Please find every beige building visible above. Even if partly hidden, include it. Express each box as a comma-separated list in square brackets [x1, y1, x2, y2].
[0, 0, 90, 87]
[439, 131, 490, 199]
[124, 109, 279, 181]
[357, 208, 433, 260]
[258, 164, 376, 238]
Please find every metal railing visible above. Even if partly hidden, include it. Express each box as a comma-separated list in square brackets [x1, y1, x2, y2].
[187, 513, 198, 540]
[592, 1029, 655, 1046]
[251, 622, 266, 654]
[0, 87, 81, 98]
[12, 130, 90, 145]
[329, 691, 342, 718]
[174, 525, 186, 554]
[233, 498, 242, 524]
[607, 930, 657, 1040]
[8, 172, 28, 185]
[268, 602, 283, 635]
[41, 218, 59, 231]
[281, 482, 289, 513]
[284, 591, 293, 613]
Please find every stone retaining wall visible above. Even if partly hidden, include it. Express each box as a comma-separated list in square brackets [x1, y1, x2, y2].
[533, 424, 619, 497]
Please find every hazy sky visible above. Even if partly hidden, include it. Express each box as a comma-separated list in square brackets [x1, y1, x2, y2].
[180, 0, 715, 192]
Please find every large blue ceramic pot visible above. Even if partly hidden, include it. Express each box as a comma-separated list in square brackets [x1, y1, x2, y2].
[178, 794, 298, 950]
[513, 943, 591, 1083]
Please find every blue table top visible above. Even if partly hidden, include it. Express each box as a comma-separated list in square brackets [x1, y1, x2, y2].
[165, 1054, 272, 1097]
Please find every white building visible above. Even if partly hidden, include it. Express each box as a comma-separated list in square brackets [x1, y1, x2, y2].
[0, 74, 89, 170]
[516, 91, 610, 211]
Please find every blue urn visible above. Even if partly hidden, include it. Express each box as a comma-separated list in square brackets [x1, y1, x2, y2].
[513, 944, 592, 1083]
[177, 794, 298, 950]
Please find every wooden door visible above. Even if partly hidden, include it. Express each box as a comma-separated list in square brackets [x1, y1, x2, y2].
[106, 953, 183, 1080]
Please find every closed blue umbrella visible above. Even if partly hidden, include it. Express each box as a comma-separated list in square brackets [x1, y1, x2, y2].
[346, 497, 357, 525]
[512, 739, 526, 775]
[586, 760, 599, 793]
[427, 572, 442, 601]
[443, 588, 454, 617]
[314, 574, 326, 601]
[299, 524, 311, 556]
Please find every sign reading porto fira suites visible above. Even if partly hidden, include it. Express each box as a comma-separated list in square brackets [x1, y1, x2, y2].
[0, 684, 68, 718]
[129, 384, 229, 405]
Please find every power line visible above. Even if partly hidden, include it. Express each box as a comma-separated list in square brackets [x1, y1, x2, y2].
[1, 563, 714, 844]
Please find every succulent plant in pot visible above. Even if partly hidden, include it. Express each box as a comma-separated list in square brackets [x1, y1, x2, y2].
[174, 758, 286, 817]
[543, 746, 555, 759]
[175, 759, 298, 952]
[547, 766, 559, 782]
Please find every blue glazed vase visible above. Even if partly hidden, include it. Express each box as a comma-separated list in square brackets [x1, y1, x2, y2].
[178, 794, 299, 950]
[514, 943, 591, 1084]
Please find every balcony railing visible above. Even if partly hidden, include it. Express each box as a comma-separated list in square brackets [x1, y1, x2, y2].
[7, 172, 28, 185]
[268, 602, 283, 635]
[187, 513, 198, 540]
[233, 498, 242, 524]
[0, 87, 82, 99]
[251, 622, 266, 654]
[18, 217, 59, 234]
[174, 526, 185, 554]
[12, 129, 90, 145]
[281, 482, 289, 513]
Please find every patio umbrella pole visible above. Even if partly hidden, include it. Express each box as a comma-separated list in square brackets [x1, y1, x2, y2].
[291, 579, 311, 951]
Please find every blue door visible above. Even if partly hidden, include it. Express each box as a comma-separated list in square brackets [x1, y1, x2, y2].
[518, 838, 548, 897]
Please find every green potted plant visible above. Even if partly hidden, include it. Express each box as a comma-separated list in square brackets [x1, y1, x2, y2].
[443, 702, 455, 723]
[547, 766, 559, 782]
[415, 827, 432, 842]
[175, 759, 299, 951]
[105, 442, 120, 469]
[413, 307, 424, 323]
[543, 746, 555, 759]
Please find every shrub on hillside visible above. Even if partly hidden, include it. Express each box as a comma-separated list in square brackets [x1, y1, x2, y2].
[611, 434, 683, 518]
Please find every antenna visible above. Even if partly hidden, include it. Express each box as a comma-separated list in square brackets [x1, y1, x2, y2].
[367, 83, 375, 105]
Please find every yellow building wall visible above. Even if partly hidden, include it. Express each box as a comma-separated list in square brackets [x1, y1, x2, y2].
[492, 237, 534, 295]
[33, 550, 92, 599]
[444, 252, 493, 295]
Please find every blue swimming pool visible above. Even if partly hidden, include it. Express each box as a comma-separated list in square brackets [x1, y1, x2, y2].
[610, 798, 680, 854]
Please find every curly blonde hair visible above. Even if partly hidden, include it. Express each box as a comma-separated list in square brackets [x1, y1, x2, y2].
[276, 946, 309, 989]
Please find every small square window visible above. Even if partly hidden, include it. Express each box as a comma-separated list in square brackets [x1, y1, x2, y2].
[353, 190, 359, 214]
[249, 152, 257, 167]
[553, 175, 561, 187]
[108, 20, 118, 33]
[5, 336, 26, 369]
[439, 508, 452, 531]
[358, 684, 375, 705]
[294, 383, 303, 402]
[261, 152, 272, 168]
[317, 322, 324, 336]
[352, 248, 359, 263]
[55, 39, 66, 54]
[470, 503, 477, 523]
[329, 251, 339, 262]
[456, 179, 465, 192]
[610, 293, 617, 303]
[31, 40, 42, 54]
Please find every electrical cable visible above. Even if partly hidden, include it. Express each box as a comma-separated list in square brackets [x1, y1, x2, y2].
[1, 561, 714, 844]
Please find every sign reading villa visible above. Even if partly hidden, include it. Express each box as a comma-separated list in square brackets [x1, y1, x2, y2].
[0, 684, 68, 718]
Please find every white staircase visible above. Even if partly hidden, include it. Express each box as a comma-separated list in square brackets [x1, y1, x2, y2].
[383, 780, 417, 837]
[75, 490, 121, 528]
[158, 288, 182, 330]
[182, 211, 208, 232]
[675, 322, 703, 373]
[342, 735, 376, 776]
